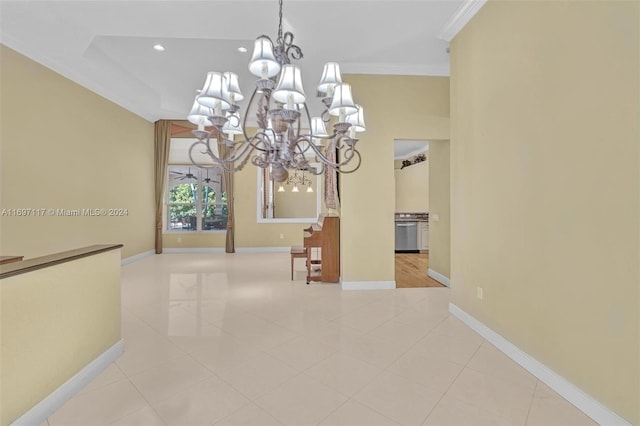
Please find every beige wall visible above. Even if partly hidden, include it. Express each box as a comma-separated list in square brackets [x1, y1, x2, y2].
[428, 140, 450, 278]
[395, 160, 429, 213]
[1, 249, 122, 424]
[341, 74, 449, 283]
[0, 46, 154, 259]
[450, 1, 639, 423]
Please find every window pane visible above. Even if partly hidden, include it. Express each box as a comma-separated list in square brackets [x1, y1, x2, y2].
[201, 185, 217, 204]
[169, 183, 198, 204]
[202, 204, 227, 230]
[168, 205, 197, 231]
[165, 164, 227, 232]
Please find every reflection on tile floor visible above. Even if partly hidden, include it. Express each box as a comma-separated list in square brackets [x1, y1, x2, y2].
[46, 253, 597, 426]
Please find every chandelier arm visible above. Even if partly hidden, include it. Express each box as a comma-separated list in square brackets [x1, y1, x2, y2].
[297, 136, 345, 168]
[216, 131, 273, 168]
[232, 147, 254, 172]
[250, 131, 278, 153]
[219, 137, 265, 166]
[321, 109, 332, 123]
[332, 150, 362, 174]
[209, 140, 255, 174]
[304, 161, 325, 176]
[310, 134, 361, 171]
[294, 135, 323, 157]
[292, 139, 312, 156]
[300, 100, 313, 137]
[188, 139, 224, 168]
[219, 133, 277, 171]
[189, 131, 255, 170]
[332, 135, 360, 166]
[282, 32, 303, 62]
[251, 156, 269, 168]
[203, 137, 251, 173]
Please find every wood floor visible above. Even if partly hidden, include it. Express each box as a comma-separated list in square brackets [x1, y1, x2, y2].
[395, 252, 445, 288]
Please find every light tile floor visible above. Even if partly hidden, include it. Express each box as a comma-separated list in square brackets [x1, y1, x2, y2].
[45, 253, 597, 426]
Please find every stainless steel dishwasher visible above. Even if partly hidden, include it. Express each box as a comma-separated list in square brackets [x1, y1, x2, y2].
[395, 221, 418, 252]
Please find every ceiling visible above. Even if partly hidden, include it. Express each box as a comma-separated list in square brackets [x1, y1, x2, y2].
[0, 0, 465, 123]
[394, 140, 429, 160]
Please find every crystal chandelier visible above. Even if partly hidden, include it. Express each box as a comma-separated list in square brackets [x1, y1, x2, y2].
[186, 0, 365, 183]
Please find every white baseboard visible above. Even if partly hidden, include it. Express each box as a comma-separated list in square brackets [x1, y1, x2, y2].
[448, 304, 631, 426]
[121, 250, 154, 266]
[10, 339, 124, 426]
[341, 280, 396, 290]
[427, 268, 450, 287]
[235, 247, 290, 253]
[162, 248, 225, 254]
[162, 247, 290, 254]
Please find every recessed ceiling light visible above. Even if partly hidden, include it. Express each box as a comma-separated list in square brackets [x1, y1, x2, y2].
[153, 44, 165, 52]
[237, 47, 248, 53]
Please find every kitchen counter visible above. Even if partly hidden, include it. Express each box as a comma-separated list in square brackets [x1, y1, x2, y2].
[395, 212, 429, 222]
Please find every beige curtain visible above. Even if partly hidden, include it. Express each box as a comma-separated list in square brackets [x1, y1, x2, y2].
[154, 120, 171, 253]
[219, 144, 235, 253]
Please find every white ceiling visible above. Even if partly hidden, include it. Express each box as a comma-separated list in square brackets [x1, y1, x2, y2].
[394, 139, 429, 159]
[0, 0, 465, 123]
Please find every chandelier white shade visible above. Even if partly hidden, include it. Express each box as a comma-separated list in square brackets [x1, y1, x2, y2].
[188, 98, 214, 128]
[186, 0, 365, 183]
[248, 36, 281, 78]
[223, 72, 244, 103]
[197, 72, 232, 111]
[346, 104, 366, 132]
[311, 117, 329, 138]
[272, 65, 306, 105]
[318, 62, 342, 95]
[328, 83, 358, 117]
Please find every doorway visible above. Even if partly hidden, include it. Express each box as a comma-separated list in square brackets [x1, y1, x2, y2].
[393, 139, 451, 288]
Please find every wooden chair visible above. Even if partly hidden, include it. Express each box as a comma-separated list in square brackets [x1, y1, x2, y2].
[290, 246, 308, 280]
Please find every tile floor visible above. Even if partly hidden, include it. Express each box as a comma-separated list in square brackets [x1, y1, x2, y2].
[44, 253, 597, 426]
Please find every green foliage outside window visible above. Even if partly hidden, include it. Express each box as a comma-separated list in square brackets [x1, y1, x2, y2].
[167, 169, 227, 231]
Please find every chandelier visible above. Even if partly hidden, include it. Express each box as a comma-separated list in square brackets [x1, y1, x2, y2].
[186, 0, 365, 183]
[278, 170, 313, 193]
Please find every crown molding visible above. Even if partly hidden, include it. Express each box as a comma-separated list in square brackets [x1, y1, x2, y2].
[437, 0, 488, 42]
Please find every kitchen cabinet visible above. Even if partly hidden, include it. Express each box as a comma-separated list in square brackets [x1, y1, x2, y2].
[418, 222, 429, 252]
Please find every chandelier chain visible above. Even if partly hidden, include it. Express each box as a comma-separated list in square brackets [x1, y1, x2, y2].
[277, 0, 284, 44]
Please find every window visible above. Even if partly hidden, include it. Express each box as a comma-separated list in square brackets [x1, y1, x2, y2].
[166, 166, 227, 232]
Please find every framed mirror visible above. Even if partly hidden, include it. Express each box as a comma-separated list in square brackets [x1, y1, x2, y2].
[257, 165, 322, 223]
